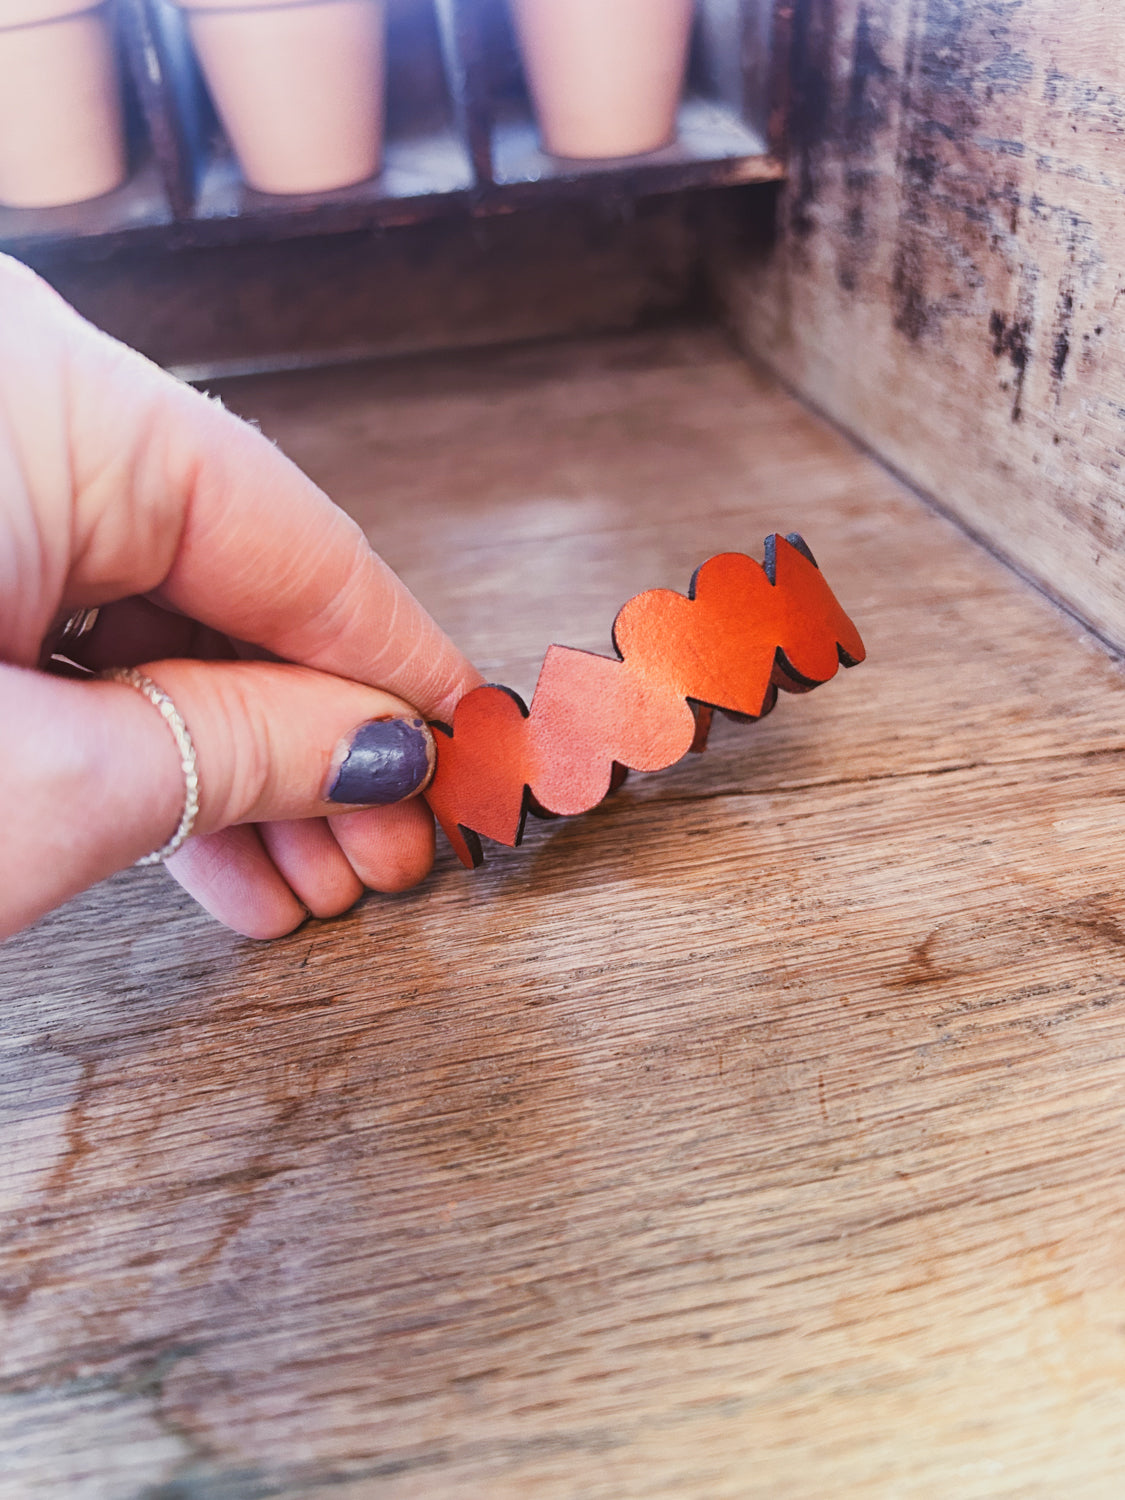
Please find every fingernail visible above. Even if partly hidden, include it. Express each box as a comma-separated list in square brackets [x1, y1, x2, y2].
[327, 717, 435, 806]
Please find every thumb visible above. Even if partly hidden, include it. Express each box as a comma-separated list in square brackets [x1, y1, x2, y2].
[124, 658, 437, 834]
[0, 660, 434, 938]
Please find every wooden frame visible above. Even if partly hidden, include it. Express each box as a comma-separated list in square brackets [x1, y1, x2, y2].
[0, 0, 788, 255]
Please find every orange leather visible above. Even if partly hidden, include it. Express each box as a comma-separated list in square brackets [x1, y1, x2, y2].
[426, 535, 866, 867]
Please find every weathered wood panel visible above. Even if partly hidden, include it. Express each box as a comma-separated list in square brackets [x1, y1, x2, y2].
[26, 195, 704, 378]
[712, 0, 1125, 649]
[3, 328, 1125, 1495]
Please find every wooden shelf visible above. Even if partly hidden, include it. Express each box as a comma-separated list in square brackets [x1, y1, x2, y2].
[489, 96, 779, 195]
[0, 156, 173, 252]
[0, 0, 787, 257]
[191, 127, 476, 239]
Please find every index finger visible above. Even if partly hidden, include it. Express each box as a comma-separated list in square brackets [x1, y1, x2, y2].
[2, 257, 482, 719]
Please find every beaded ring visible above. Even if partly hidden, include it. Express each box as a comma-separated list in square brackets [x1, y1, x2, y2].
[103, 668, 201, 864]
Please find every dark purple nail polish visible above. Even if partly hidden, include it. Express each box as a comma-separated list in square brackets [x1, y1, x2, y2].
[328, 717, 434, 806]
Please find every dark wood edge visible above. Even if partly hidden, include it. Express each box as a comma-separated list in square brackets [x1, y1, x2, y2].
[765, 0, 795, 161]
[478, 153, 785, 213]
[8, 152, 785, 260]
[434, 0, 494, 188]
[117, 0, 197, 218]
[8, 185, 471, 258]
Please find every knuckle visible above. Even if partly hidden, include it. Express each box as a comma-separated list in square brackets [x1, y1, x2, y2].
[211, 671, 276, 827]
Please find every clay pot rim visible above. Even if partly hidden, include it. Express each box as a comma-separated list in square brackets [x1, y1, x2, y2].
[0, 0, 111, 32]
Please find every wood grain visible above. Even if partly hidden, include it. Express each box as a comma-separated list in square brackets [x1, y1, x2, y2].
[3, 327, 1125, 1497]
[711, 0, 1125, 652]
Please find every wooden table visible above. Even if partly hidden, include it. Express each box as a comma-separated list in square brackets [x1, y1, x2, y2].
[4, 327, 1125, 1498]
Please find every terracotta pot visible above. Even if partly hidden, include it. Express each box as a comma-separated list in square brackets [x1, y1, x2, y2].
[508, 0, 694, 160]
[0, 0, 126, 209]
[175, 0, 385, 196]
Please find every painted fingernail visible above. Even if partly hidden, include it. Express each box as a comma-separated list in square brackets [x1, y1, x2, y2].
[327, 717, 435, 806]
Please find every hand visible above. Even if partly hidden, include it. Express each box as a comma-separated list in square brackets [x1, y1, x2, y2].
[0, 255, 482, 940]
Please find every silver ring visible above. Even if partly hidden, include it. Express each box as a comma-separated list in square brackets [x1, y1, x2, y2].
[60, 606, 100, 642]
[103, 668, 200, 865]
